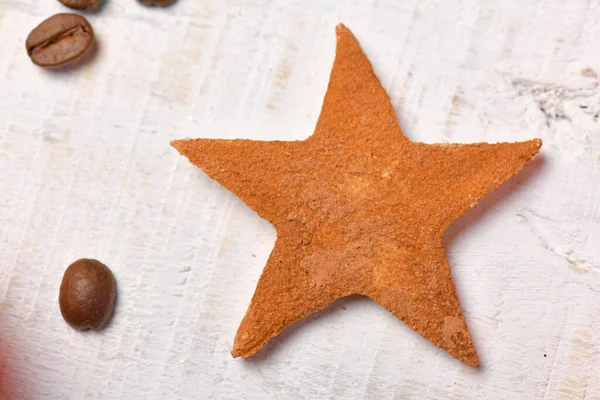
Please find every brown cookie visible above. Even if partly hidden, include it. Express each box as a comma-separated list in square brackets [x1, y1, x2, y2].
[172, 24, 542, 367]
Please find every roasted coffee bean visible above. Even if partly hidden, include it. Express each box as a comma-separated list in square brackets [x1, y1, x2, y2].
[137, 0, 177, 7]
[58, 0, 102, 10]
[59, 259, 116, 331]
[26, 14, 95, 68]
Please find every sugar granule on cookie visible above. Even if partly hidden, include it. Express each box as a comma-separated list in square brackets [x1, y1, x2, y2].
[171, 24, 542, 367]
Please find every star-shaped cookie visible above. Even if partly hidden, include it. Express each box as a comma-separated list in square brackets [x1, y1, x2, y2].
[172, 24, 541, 367]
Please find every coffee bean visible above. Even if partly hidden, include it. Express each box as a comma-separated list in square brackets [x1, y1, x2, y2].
[137, 0, 178, 7]
[59, 259, 116, 331]
[58, 0, 102, 10]
[26, 14, 95, 68]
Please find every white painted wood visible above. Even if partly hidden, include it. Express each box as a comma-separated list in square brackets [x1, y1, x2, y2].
[1, 0, 599, 398]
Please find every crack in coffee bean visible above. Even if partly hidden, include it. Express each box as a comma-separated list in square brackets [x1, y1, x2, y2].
[28, 26, 82, 53]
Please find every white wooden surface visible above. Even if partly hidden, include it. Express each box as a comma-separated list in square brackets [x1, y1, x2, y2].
[1, 0, 599, 398]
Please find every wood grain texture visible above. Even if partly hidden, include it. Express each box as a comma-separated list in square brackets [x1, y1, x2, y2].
[0, 0, 599, 398]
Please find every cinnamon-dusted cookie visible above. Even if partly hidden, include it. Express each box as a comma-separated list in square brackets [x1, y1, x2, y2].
[172, 24, 541, 367]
